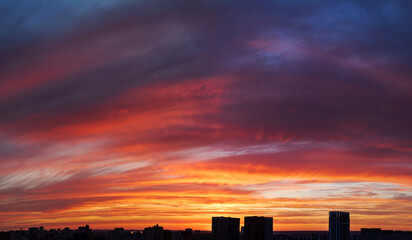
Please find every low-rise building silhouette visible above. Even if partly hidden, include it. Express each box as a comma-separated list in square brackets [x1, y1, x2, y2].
[361, 228, 412, 240]
[74, 226, 92, 240]
[142, 225, 164, 240]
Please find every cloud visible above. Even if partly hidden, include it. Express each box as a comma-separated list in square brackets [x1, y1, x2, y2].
[0, 0, 411, 231]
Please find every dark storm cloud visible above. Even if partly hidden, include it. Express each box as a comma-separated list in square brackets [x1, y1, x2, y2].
[1, 0, 411, 145]
[0, 0, 410, 153]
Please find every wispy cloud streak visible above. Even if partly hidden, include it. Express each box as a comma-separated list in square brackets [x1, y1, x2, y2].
[0, 0, 411, 231]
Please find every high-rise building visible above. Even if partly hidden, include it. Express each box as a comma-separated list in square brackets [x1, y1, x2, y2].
[244, 216, 273, 240]
[212, 217, 240, 240]
[329, 211, 350, 240]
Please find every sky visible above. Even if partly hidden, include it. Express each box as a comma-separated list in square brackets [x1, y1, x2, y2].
[0, 0, 411, 231]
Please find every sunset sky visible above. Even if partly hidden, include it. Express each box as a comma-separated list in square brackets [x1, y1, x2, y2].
[0, 0, 411, 231]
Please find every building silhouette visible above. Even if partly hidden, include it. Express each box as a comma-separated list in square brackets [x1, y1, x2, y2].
[211, 217, 239, 240]
[4, 212, 412, 240]
[329, 211, 350, 240]
[108, 228, 139, 240]
[243, 216, 273, 240]
[361, 228, 412, 240]
[142, 225, 164, 240]
[73, 226, 92, 240]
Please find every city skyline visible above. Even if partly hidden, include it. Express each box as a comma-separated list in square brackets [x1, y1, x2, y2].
[2, 213, 412, 240]
[0, 0, 412, 232]
[0, 213, 402, 232]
